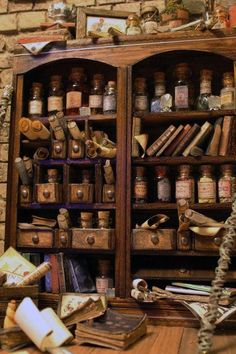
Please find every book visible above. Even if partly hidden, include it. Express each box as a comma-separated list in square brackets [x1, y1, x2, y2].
[146, 125, 176, 156]
[165, 285, 209, 296]
[56, 252, 66, 293]
[172, 123, 200, 156]
[163, 123, 191, 156]
[218, 116, 234, 156]
[65, 256, 96, 293]
[44, 254, 52, 292]
[75, 309, 147, 350]
[172, 282, 236, 298]
[156, 124, 184, 156]
[50, 254, 60, 294]
[132, 117, 141, 157]
[205, 117, 223, 156]
[182, 121, 213, 157]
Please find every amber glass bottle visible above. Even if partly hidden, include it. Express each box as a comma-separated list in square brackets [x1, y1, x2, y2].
[89, 74, 104, 114]
[133, 77, 149, 114]
[66, 67, 85, 116]
[103, 81, 117, 114]
[175, 164, 195, 203]
[133, 166, 148, 203]
[47, 75, 64, 115]
[218, 164, 236, 203]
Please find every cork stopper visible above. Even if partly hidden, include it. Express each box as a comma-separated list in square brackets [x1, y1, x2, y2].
[174, 62, 191, 78]
[220, 164, 233, 174]
[200, 164, 213, 174]
[98, 259, 111, 276]
[50, 74, 62, 82]
[155, 165, 168, 176]
[154, 71, 165, 82]
[200, 69, 213, 80]
[134, 77, 147, 90]
[135, 166, 146, 177]
[108, 81, 116, 88]
[70, 67, 85, 80]
[178, 164, 191, 174]
[222, 72, 234, 86]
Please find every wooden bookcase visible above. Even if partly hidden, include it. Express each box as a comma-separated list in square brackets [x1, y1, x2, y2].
[6, 31, 236, 325]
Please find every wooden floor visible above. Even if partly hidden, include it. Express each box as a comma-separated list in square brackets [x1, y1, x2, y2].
[2, 326, 236, 354]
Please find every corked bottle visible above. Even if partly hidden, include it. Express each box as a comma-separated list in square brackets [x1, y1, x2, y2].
[96, 259, 114, 294]
[155, 165, 171, 202]
[133, 166, 148, 203]
[175, 164, 195, 204]
[103, 81, 117, 114]
[197, 164, 216, 203]
[220, 72, 235, 109]
[89, 74, 104, 114]
[172, 62, 194, 111]
[47, 75, 64, 115]
[133, 77, 149, 114]
[28, 82, 43, 118]
[66, 67, 85, 115]
[195, 69, 213, 111]
[151, 72, 166, 112]
[218, 164, 236, 203]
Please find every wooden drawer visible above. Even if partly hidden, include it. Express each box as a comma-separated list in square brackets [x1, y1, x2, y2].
[17, 229, 54, 248]
[68, 184, 94, 203]
[55, 229, 71, 248]
[35, 183, 62, 203]
[193, 230, 236, 251]
[132, 229, 176, 250]
[72, 228, 115, 250]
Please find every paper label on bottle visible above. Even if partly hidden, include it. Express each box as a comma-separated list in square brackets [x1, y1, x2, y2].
[219, 179, 231, 198]
[89, 94, 103, 108]
[48, 96, 63, 112]
[175, 85, 188, 108]
[103, 96, 116, 112]
[134, 181, 148, 198]
[157, 179, 171, 201]
[155, 84, 166, 97]
[28, 100, 43, 115]
[66, 91, 82, 109]
[200, 80, 211, 94]
[220, 91, 234, 106]
[126, 27, 142, 35]
[176, 180, 192, 199]
[198, 181, 216, 199]
[135, 96, 148, 111]
[96, 277, 113, 293]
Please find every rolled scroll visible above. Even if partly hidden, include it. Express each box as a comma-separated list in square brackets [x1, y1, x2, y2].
[23, 156, 33, 179]
[15, 157, 30, 185]
[59, 208, 71, 228]
[31, 120, 50, 140]
[19, 117, 38, 140]
[53, 126, 66, 141]
[86, 140, 117, 158]
[103, 159, 115, 184]
[68, 121, 84, 140]
[33, 147, 49, 160]
[16, 262, 52, 286]
[57, 214, 69, 231]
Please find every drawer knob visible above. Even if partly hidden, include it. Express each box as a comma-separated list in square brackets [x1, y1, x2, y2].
[60, 234, 67, 245]
[54, 144, 62, 153]
[86, 235, 95, 245]
[43, 189, 50, 198]
[32, 234, 39, 244]
[107, 189, 115, 200]
[181, 236, 189, 246]
[151, 234, 159, 245]
[214, 237, 221, 246]
[21, 188, 29, 198]
[73, 143, 80, 153]
[77, 189, 83, 199]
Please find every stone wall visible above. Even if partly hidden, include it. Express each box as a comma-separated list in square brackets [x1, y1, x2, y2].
[0, 0, 165, 254]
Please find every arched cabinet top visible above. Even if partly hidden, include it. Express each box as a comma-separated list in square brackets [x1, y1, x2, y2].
[13, 31, 236, 74]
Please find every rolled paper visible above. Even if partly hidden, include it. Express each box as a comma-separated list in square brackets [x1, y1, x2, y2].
[31, 120, 50, 140]
[92, 130, 107, 144]
[23, 156, 33, 179]
[57, 214, 69, 230]
[85, 140, 98, 158]
[108, 26, 123, 36]
[48, 114, 61, 131]
[134, 134, 149, 158]
[56, 111, 67, 132]
[103, 159, 115, 184]
[98, 210, 110, 229]
[53, 126, 66, 141]
[131, 288, 146, 301]
[101, 137, 116, 148]
[3, 300, 17, 328]
[132, 278, 148, 291]
[59, 208, 71, 227]
[86, 140, 116, 158]
[67, 121, 84, 140]
[189, 226, 222, 237]
[184, 209, 218, 226]
[136, 214, 169, 230]
[15, 157, 30, 185]
[19, 117, 38, 140]
[177, 199, 190, 233]
[33, 147, 50, 160]
[16, 262, 52, 286]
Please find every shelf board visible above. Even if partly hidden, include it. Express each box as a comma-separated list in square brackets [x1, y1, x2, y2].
[138, 109, 236, 125]
[133, 202, 232, 210]
[131, 250, 236, 257]
[35, 113, 116, 124]
[133, 156, 236, 165]
[35, 157, 116, 166]
[20, 203, 116, 210]
[17, 247, 115, 254]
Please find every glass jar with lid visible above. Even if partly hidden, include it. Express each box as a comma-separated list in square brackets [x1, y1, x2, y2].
[151, 72, 166, 112]
[140, 5, 159, 34]
[133, 166, 148, 203]
[175, 164, 195, 203]
[103, 81, 117, 114]
[89, 73, 104, 115]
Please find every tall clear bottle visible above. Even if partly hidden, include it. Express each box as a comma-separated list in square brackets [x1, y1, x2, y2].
[89, 74, 104, 114]
[155, 165, 171, 202]
[66, 67, 85, 116]
[133, 77, 149, 114]
[197, 164, 216, 203]
[151, 72, 166, 112]
[218, 164, 236, 203]
[195, 69, 213, 111]
[172, 63, 193, 111]
[103, 81, 117, 114]
[47, 75, 64, 115]
[175, 164, 195, 203]
[28, 82, 43, 118]
[220, 72, 235, 109]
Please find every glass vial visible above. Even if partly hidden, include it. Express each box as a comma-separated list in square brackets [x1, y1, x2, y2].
[195, 69, 213, 111]
[89, 74, 104, 114]
[103, 81, 117, 114]
[47, 75, 64, 115]
[151, 72, 166, 113]
[197, 164, 216, 203]
[133, 166, 148, 203]
[133, 77, 149, 114]
[155, 165, 171, 202]
[66, 67, 85, 116]
[96, 259, 114, 294]
[28, 82, 43, 118]
[218, 164, 236, 203]
[175, 164, 195, 203]
[220, 72, 235, 109]
[173, 63, 193, 111]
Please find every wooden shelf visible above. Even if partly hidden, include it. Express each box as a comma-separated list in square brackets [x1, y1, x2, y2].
[131, 250, 236, 257]
[35, 113, 116, 124]
[133, 202, 232, 210]
[35, 158, 116, 166]
[133, 156, 236, 165]
[20, 203, 116, 210]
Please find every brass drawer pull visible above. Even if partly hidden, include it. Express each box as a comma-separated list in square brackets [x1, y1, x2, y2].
[214, 237, 221, 246]
[86, 235, 95, 245]
[107, 189, 115, 200]
[32, 234, 39, 244]
[73, 143, 80, 153]
[151, 234, 159, 245]
[60, 234, 67, 245]
[77, 189, 83, 199]
[21, 188, 29, 198]
[54, 144, 62, 153]
[43, 189, 50, 198]
[181, 236, 189, 246]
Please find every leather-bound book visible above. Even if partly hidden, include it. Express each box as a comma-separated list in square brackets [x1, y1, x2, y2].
[163, 124, 191, 156]
[205, 117, 223, 156]
[182, 121, 213, 157]
[50, 254, 60, 294]
[218, 116, 234, 156]
[172, 123, 200, 157]
[146, 125, 176, 156]
[156, 124, 184, 156]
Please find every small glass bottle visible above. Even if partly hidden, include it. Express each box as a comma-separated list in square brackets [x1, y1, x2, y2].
[28, 82, 43, 118]
[133, 77, 149, 114]
[172, 63, 194, 111]
[103, 81, 117, 114]
[47, 75, 64, 115]
[66, 67, 85, 116]
[195, 69, 213, 111]
[220, 72, 235, 109]
[133, 166, 148, 203]
[89, 74, 104, 114]
[140, 5, 159, 34]
[126, 14, 142, 35]
[155, 165, 171, 202]
[96, 259, 114, 294]
[151, 72, 166, 113]
[175, 164, 195, 203]
[197, 165, 216, 203]
[218, 164, 236, 203]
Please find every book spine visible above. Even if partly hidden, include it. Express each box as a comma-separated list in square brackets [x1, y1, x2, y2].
[132, 117, 141, 157]
[218, 116, 233, 156]
[182, 121, 212, 157]
[146, 125, 176, 156]
[163, 124, 191, 156]
[205, 118, 222, 156]
[50, 254, 60, 294]
[156, 124, 184, 156]
[44, 254, 52, 292]
[56, 252, 66, 293]
[172, 123, 200, 157]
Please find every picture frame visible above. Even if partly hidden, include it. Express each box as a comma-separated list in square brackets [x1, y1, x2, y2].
[76, 7, 133, 39]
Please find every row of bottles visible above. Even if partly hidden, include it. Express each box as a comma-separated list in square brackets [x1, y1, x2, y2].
[28, 69, 117, 117]
[133, 164, 236, 204]
[133, 63, 235, 113]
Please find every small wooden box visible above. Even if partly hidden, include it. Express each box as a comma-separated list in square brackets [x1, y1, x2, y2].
[35, 183, 62, 203]
[103, 184, 115, 203]
[68, 183, 94, 203]
[51, 140, 66, 159]
[55, 229, 72, 248]
[132, 229, 176, 250]
[72, 228, 115, 250]
[193, 230, 236, 251]
[17, 228, 54, 248]
[68, 139, 84, 159]
[19, 185, 32, 205]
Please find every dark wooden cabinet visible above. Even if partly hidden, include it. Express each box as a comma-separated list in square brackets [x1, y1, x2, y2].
[6, 31, 236, 324]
